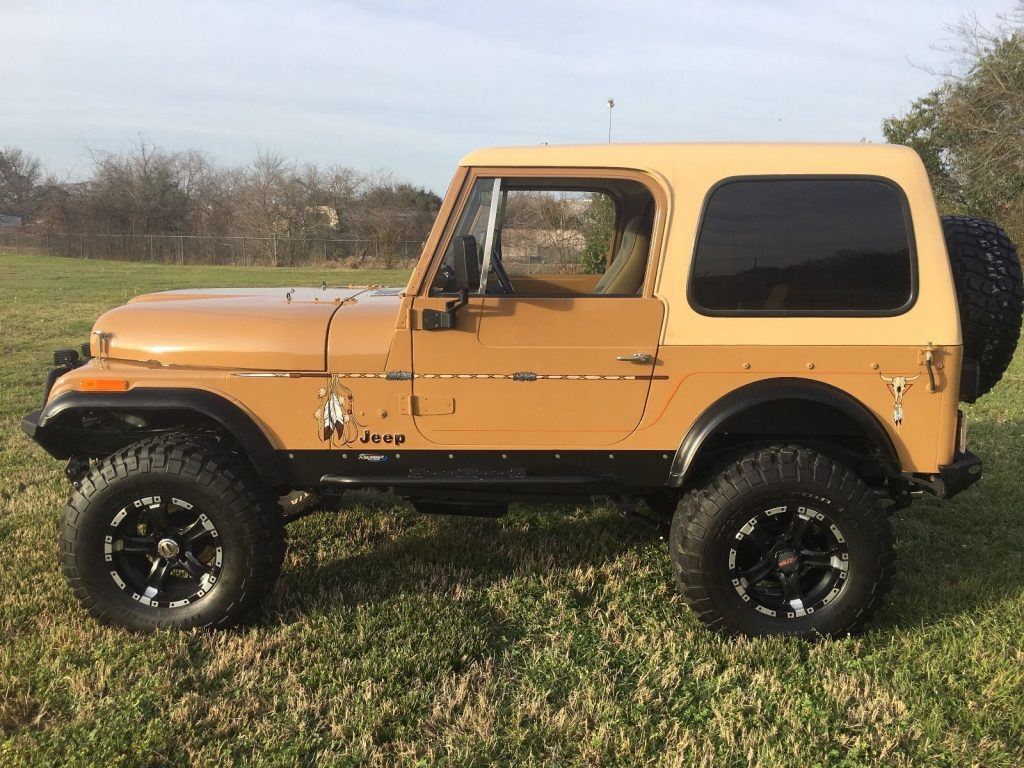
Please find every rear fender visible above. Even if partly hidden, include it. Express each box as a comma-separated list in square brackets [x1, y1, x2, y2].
[667, 377, 900, 487]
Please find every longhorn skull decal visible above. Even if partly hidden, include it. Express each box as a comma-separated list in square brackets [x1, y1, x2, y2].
[879, 373, 920, 427]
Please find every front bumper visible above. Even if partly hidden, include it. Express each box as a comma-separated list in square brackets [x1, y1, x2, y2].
[21, 407, 73, 459]
[21, 409, 41, 440]
[22, 362, 78, 458]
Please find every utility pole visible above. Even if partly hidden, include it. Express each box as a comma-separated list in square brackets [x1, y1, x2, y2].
[607, 98, 615, 142]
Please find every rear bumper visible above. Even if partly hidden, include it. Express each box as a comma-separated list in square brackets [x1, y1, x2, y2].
[935, 450, 983, 499]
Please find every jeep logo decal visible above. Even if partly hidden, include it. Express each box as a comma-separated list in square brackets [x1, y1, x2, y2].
[358, 430, 406, 446]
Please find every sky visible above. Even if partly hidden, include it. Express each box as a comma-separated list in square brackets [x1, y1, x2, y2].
[1, 0, 1017, 193]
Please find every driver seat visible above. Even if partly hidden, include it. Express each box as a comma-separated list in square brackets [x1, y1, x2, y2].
[594, 212, 653, 295]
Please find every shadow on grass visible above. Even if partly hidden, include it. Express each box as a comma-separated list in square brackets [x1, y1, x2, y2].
[271, 496, 664, 619]
[267, 417, 1024, 639]
[871, 418, 1024, 632]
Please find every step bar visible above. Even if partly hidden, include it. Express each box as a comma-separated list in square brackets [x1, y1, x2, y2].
[319, 473, 612, 490]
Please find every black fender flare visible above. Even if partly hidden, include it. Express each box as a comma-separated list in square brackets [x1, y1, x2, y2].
[666, 377, 900, 487]
[31, 388, 286, 488]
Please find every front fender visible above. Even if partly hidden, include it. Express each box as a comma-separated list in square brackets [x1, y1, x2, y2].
[23, 388, 286, 489]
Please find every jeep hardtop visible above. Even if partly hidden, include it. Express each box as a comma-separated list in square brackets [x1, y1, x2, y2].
[23, 143, 1023, 637]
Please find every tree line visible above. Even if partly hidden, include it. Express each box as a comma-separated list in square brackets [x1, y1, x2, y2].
[0, 143, 441, 266]
[3, 5, 1022, 268]
[884, 5, 1024, 245]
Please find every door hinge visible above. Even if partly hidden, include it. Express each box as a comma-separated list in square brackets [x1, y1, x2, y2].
[400, 394, 455, 416]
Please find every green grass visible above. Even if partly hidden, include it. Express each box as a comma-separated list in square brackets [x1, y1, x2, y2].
[1, 251, 1023, 766]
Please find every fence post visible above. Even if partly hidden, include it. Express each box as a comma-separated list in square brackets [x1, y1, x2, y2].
[179, 235, 184, 264]
[272, 235, 277, 267]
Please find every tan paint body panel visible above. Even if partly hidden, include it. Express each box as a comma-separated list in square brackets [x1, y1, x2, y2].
[453, 142, 960, 347]
[51, 143, 964, 476]
[326, 292, 404, 371]
[96, 287, 368, 371]
[409, 296, 664, 445]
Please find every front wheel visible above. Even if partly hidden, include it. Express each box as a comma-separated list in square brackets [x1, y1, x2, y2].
[60, 435, 286, 631]
[670, 445, 895, 638]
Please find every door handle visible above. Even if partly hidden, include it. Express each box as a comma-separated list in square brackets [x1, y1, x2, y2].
[616, 352, 653, 363]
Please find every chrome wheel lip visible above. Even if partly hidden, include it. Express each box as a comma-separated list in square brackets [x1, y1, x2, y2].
[104, 495, 223, 609]
[727, 503, 850, 620]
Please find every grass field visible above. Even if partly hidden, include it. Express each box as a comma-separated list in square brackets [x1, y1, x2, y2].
[1, 252, 1023, 767]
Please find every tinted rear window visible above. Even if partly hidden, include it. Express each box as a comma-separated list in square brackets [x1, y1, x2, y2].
[690, 178, 914, 314]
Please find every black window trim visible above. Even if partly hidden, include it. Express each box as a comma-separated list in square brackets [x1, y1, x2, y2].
[686, 174, 919, 318]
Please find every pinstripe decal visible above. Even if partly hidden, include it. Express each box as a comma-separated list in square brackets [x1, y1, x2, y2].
[233, 370, 668, 381]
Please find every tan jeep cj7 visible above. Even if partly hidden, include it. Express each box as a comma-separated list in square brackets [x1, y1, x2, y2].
[23, 143, 1023, 637]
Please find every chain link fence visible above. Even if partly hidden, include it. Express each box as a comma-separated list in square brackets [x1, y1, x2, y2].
[0, 231, 425, 268]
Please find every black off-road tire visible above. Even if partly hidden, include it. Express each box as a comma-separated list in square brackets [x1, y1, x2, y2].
[60, 434, 286, 631]
[670, 445, 895, 638]
[941, 215, 1023, 400]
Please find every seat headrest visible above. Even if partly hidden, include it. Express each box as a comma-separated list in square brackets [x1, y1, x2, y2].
[593, 212, 653, 295]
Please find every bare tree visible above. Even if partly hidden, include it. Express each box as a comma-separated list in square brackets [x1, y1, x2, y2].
[0, 146, 43, 218]
[1, 139, 442, 266]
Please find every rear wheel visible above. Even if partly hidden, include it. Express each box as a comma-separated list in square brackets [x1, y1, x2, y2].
[670, 445, 895, 638]
[60, 434, 285, 631]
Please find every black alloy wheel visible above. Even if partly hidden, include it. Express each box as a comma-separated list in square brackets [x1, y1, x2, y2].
[727, 502, 849, 619]
[105, 495, 223, 608]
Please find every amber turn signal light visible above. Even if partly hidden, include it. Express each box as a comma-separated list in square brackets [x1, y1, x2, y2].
[79, 379, 129, 392]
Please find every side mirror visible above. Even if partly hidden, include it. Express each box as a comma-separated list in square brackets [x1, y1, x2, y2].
[422, 235, 478, 331]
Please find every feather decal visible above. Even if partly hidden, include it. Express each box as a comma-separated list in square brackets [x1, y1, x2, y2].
[316, 375, 360, 447]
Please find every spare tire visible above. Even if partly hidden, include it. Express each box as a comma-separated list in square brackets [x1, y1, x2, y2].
[941, 215, 1023, 400]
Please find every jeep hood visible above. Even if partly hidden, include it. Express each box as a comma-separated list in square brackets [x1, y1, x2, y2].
[93, 287, 402, 371]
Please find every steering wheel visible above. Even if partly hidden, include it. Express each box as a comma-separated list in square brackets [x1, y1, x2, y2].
[434, 262, 457, 294]
[489, 252, 515, 295]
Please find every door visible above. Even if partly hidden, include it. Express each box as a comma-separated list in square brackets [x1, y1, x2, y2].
[410, 171, 665, 447]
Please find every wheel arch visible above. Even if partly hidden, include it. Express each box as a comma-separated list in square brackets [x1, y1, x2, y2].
[32, 388, 287, 489]
[667, 377, 900, 488]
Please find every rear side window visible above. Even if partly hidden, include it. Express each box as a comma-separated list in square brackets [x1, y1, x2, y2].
[690, 178, 915, 315]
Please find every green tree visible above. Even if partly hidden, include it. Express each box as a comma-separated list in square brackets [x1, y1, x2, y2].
[883, 7, 1024, 242]
[579, 193, 615, 274]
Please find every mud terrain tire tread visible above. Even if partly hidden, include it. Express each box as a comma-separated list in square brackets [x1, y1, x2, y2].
[941, 215, 1023, 399]
[59, 433, 285, 631]
[670, 445, 895, 638]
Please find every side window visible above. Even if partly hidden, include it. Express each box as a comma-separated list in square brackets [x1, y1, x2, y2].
[690, 178, 915, 315]
[500, 189, 616, 278]
[430, 176, 655, 297]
